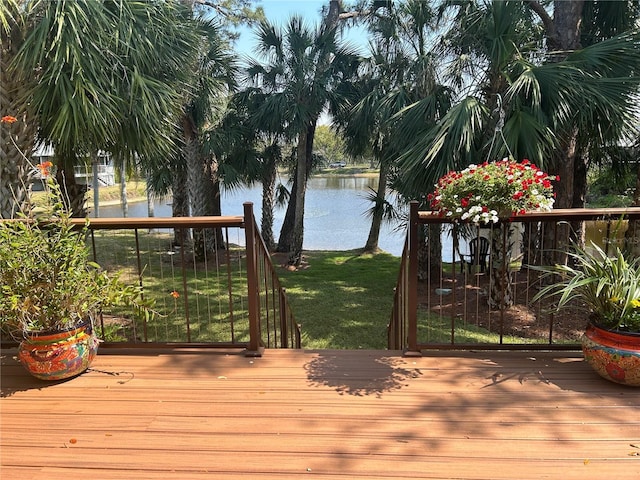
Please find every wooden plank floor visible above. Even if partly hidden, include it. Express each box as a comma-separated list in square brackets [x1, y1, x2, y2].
[2, 348, 639, 479]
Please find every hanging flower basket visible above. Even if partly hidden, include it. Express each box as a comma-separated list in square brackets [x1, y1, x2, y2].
[428, 158, 557, 224]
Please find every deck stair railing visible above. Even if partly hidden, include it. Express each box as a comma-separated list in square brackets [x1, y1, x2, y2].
[1, 203, 300, 354]
[243, 203, 301, 353]
[389, 202, 640, 354]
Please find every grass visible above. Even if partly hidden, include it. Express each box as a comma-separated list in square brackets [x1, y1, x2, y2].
[275, 250, 400, 349]
[91, 230, 253, 344]
[93, 180, 147, 203]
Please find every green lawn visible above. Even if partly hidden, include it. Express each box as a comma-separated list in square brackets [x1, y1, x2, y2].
[276, 250, 400, 349]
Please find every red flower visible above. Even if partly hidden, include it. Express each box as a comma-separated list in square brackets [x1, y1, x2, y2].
[36, 161, 53, 176]
[1, 115, 17, 124]
[170, 290, 180, 299]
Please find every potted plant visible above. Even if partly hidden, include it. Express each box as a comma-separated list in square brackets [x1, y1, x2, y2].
[0, 159, 152, 381]
[533, 244, 640, 386]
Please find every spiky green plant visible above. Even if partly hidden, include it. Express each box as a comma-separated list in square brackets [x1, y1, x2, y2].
[533, 244, 640, 332]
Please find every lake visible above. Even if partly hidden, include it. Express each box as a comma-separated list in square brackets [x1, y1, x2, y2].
[97, 176, 408, 257]
[96, 179, 615, 262]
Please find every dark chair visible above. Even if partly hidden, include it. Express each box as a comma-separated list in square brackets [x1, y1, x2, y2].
[460, 236, 490, 273]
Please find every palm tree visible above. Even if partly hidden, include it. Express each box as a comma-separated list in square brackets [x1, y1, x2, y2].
[339, 0, 450, 257]
[179, 18, 238, 259]
[395, 0, 640, 207]
[9, 0, 200, 216]
[1, 0, 36, 219]
[245, 14, 360, 265]
[392, 0, 640, 306]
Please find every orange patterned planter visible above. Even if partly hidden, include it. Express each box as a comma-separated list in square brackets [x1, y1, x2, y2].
[18, 323, 99, 381]
[581, 324, 640, 387]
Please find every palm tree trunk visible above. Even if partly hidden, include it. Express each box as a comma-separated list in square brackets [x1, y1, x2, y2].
[261, 156, 277, 251]
[119, 156, 128, 218]
[277, 176, 296, 253]
[489, 224, 514, 310]
[532, 1, 585, 265]
[171, 163, 190, 246]
[186, 137, 216, 260]
[363, 158, 389, 253]
[209, 157, 225, 250]
[1, 26, 36, 219]
[56, 161, 87, 217]
[289, 130, 309, 266]
[146, 182, 155, 217]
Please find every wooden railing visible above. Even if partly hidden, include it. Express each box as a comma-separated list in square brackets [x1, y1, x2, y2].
[243, 203, 300, 353]
[389, 202, 640, 353]
[1, 203, 300, 355]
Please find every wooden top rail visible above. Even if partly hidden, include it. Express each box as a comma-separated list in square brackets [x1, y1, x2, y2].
[81, 216, 245, 229]
[2, 216, 246, 229]
[417, 206, 640, 223]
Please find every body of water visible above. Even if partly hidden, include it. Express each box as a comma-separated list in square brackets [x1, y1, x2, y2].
[97, 176, 409, 257]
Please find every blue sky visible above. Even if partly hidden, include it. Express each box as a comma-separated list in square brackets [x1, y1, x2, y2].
[234, 0, 368, 57]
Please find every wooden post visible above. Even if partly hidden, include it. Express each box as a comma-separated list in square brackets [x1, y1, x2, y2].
[405, 201, 421, 356]
[280, 288, 289, 349]
[244, 202, 264, 357]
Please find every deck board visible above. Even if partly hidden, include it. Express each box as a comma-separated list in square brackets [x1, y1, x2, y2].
[2, 349, 639, 479]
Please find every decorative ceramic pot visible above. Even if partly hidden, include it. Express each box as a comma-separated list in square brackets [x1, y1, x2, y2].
[581, 323, 640, 386]
[18, 322, 99, 381]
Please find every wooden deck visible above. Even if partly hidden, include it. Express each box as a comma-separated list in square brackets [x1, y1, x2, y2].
[2, 348, 639, 479]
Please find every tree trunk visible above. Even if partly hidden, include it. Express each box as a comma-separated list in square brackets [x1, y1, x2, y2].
[119, 156, 128, 218]
[146, 182, 155, 217]
[56, 161, 87, 217]
[363, 158, 389, 253]
[276, 175, 296, 252]
[289, 130, 310, 266]
[488, 224, 514, 310]
[186, 138, 218, 260]
[209, 157, 225, 250]
[171, 163, 190, 246]
[261, 156, 277, 251]
[1, 27, 36, 219]
[530, 0, 584, 210]
[531, 1, 585, 265]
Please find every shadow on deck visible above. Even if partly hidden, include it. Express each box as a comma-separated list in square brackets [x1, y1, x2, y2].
[2, 348, 639, 479]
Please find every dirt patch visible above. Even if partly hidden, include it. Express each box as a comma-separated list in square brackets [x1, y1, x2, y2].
[420, 270, 587, 342]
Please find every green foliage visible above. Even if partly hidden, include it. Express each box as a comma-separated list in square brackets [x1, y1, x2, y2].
[532, 244, 640, 332]
[314, 125, 348, 165]
[587, 166, 636, 208]
[0, 179, 153, 337]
